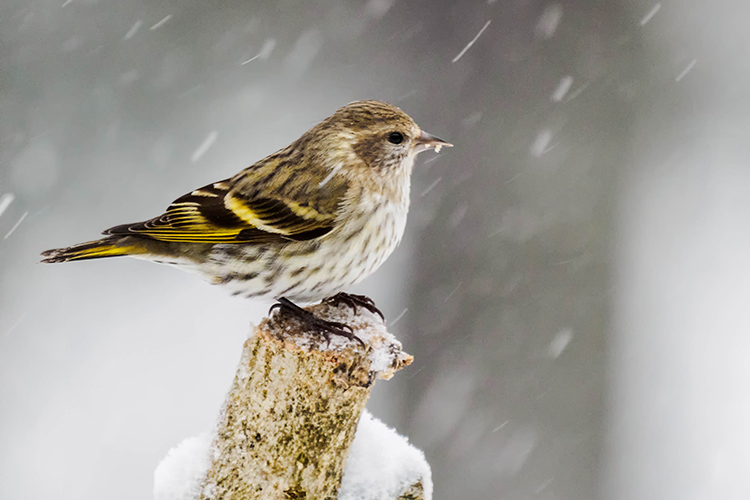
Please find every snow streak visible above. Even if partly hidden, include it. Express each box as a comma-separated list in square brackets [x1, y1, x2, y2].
[452, 20, 491, 63]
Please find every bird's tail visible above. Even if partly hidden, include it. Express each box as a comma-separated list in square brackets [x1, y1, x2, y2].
[40, 237, 147, 263]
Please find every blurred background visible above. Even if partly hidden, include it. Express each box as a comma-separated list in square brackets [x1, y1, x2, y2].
[2, 0, 750, 499]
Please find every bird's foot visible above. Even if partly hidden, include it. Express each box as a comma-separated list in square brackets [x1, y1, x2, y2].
[270, 297, 365, 347]
[323, 292, 385, 321]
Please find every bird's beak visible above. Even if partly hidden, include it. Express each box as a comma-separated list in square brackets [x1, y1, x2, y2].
[414, 130, 453, 154]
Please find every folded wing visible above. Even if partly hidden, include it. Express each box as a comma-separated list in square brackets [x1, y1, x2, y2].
[104, 178, 341, 244]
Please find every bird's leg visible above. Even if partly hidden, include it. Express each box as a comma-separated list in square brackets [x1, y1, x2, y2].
[269, 297, 365, 347]
[323, 292, 385, 321]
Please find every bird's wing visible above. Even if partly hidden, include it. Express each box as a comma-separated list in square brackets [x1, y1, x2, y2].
[103, 168, 348, 244]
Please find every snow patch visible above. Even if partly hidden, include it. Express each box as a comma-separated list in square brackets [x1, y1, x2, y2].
[153, 432, 213, 500]
[339, 410, 432, 500]
[153, 413, 431, 500]
[280, 302, 408, 379]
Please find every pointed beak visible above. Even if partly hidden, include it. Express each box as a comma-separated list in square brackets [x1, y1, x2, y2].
[414, 130, 453, 154]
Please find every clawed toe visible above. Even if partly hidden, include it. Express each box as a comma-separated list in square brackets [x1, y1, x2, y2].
[324, 292, 385, 321]
[270, 297, 364, 347]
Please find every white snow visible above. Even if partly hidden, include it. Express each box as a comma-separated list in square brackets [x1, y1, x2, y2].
[0, 193, 14, 218]
[339, 410, 433, 500]
[367, 339, 395, 373]
[124, 20, 143, 40]
[461, 111, 482, 129]
[675, 59, 697, 82]
[389, 308, 408, 326]
[452, 20, 491, 63]
[154, 308, 421, 499]
[491, 421, 509, 433]
[565, 81, 590, 101]
[290, 303, 407, 378]
[535, 4, 563, 40]
[153, 432, 213, 500]
[419, 177, 442, 197]
[241, 54, 262, 65]
[257, 38, 276, 60]
[284, 29, 323, 75]
[191, 132, 218, 163]
[4, 211, 28, 239]
[640, 3, 661, 26]
[153, 413, 431, 500]
[3, 311, 27, 338]
[530, 129, 553, 157]
[548, 328, 573, 358]
[551, 75, 574, 102]
[533, 477, 554, 494]
[318, 164, 342, 187]
[150, 15, 173, 31]
[448, 204, 468, 228]
[241, 38, 277, 65]
[365, 0, 395, 19]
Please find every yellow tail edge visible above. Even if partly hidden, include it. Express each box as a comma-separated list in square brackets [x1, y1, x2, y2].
[40, 239, 146, 263]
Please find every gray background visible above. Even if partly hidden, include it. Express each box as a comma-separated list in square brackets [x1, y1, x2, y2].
[2, 0, 750, 499]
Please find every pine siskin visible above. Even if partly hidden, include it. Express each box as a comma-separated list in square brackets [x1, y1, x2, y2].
[41, 100, 450, 339]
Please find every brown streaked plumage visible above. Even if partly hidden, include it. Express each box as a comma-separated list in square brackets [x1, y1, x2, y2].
[41, 100, 451, 311]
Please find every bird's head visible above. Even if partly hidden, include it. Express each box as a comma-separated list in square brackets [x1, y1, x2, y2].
[318, 100, 452, 175]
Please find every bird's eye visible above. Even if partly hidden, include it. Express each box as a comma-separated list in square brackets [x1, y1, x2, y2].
[388, 131, 404, 145]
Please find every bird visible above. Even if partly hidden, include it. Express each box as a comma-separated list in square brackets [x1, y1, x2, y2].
[41, 100, 451, 343]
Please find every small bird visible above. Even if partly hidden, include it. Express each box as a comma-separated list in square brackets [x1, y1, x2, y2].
[42, 100, 451, 341]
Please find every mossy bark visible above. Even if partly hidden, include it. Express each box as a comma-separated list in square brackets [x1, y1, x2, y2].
[199, 301, 416, 500]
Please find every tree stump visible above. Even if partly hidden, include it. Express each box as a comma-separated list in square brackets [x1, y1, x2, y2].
[197, 300, 417, 500]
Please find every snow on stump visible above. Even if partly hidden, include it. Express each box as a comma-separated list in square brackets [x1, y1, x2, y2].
[153, 300, 429, 500]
